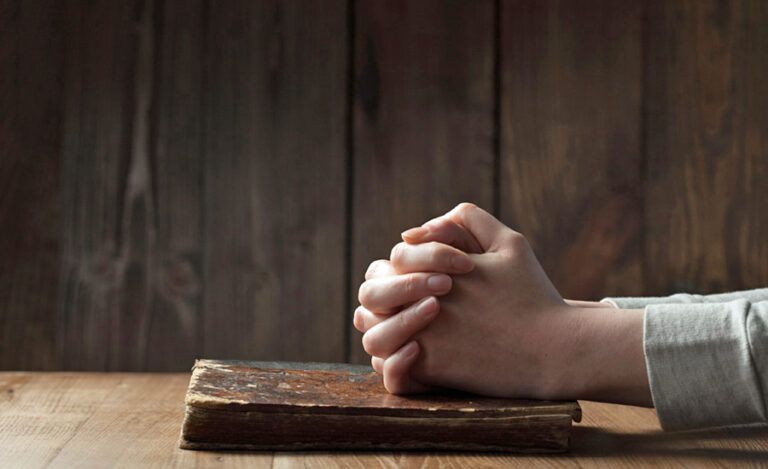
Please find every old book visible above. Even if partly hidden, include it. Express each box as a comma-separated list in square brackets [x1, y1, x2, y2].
[180, 359, 581, 452]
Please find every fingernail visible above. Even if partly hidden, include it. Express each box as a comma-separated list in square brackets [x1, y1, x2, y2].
[427, 274, 451, 292]
[451, 255, 474, 272]
[401, 226, 428, 240]
[402, 341, 419, 358]
[415, 296, 438, 316]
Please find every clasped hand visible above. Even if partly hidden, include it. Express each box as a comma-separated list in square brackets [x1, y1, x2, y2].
[353, 203, 652, 406]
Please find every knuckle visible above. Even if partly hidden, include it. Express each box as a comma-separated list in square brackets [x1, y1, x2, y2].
[401, 274, 420, 297]
[396, 308, 412, 330]
[505, 230, 528, 249]
[430, 241, 454, 267]
[353, 307, 365, 331]
[425, 242, 441, 265]
[389, 242, 407, 267]
[456, 202, 478, 215]
[358, 281, 372, 305]
[365, 260, 381, 279]
[361, 331, 379, 356]
[371, 357, 383, 374]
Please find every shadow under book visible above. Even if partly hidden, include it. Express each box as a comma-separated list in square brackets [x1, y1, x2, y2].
[180, 359, 582, 452]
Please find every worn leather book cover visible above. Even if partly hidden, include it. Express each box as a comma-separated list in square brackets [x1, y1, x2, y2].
[180, 359, 581, 452]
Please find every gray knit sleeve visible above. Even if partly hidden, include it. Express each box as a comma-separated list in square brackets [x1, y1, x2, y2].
[600, 288, 768, 309]
[643, 300, 768, 430]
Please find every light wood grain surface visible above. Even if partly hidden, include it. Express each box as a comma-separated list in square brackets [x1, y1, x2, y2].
[1, 373, 766, 467]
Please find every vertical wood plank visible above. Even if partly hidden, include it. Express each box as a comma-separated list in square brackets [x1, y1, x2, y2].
[0, 1, 64, 370]
[500, 0, 643, 300]
[58, 0, 146, 370]
[645, 0, 768, 295]
[349, 0, 496, 363]
[146, 0, 205, 370]
[202, 0, 348, 362]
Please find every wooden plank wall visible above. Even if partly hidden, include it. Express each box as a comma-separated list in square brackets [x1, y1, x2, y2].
[0, 1, 64, 370]
[644, 0, 768, 295]
[349, 0, 495, 362]
[1, 0, 766, 370]
[500, 0, 644, 300]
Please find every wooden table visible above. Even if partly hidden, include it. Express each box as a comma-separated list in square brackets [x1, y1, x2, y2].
[1, 373, 766, 467]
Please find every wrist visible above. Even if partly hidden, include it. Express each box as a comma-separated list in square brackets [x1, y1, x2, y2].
[545, 306, 652, 406]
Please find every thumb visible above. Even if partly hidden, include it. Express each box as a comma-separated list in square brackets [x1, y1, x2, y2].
[444, 203, 514, 252]
[401, 216, 484, 253]
[382, 341, 432, 394]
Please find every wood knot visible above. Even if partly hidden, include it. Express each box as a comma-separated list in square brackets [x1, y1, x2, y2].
[158, 256, 200, 300]
[82, 247, 125, 290]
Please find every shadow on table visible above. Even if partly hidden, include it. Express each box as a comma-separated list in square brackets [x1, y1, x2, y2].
[567, 424, 768, 461]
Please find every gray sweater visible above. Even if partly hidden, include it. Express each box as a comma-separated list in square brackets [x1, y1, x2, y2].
[603, 288, 768, 430]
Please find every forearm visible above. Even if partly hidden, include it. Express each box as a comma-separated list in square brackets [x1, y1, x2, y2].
[552, 299, 768, 431]
[548, 306, 652, 407]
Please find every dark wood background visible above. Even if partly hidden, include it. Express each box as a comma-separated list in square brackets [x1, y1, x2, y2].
[2, 0, 766, 370]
